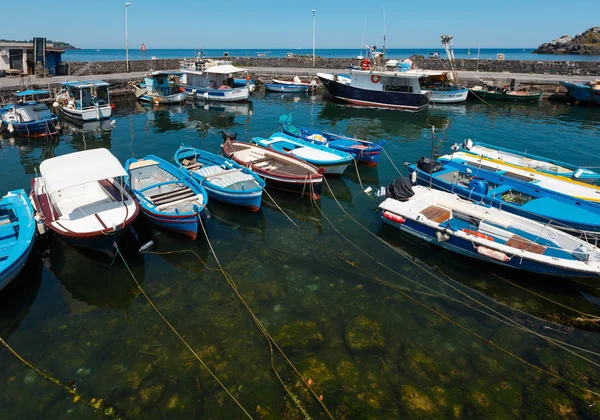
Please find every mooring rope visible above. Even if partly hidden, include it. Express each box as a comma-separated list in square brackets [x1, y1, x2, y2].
[262, 185, 600, 401]
[113, 244, 254, 419]
[197, 218, 334, 420]
[381, 147, 402, 177]
[0, 337, 122, 418]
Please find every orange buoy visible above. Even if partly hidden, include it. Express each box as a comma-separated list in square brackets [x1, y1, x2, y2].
[307, 379, 313, 386]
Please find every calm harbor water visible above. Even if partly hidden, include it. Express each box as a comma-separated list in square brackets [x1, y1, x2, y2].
[1, 94, 600, 419]
[62, 48, 600, 62]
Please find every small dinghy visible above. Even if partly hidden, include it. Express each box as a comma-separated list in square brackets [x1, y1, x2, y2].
[457, 139, 600, 184]
[221, 132, 323, 199]
[264, 83, 309, 93]
[132, 72, 187, 104]
[125, 155, 208, 239]
[0, 190, 36, 291]
[379, 182, 600, 277]
[251, 132, 354, 175]
[174, 145, 265, 211]
[409, 157, 600, 237]
[279, 113, 385, 166]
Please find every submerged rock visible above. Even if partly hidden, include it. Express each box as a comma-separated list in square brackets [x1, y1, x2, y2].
[274, 320, 324, 351]
[400, 385, 437, 415]
[344, 316, 386, 352]
[336, 359, 360, 393]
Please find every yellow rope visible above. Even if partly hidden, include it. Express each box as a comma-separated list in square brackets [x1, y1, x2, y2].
[197, 219, 333, 420]
[352, 160, 365, 193]
[0, 337, 122, 418]
[381, 147, 402, 177]
[114, 244, 254, 419]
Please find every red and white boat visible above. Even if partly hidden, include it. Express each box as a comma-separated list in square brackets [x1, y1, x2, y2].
[30, 149, 139, 254]
[221, 133, 323, 199]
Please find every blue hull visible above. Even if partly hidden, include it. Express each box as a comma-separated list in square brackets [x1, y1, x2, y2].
[319, 76, 429, 111]
[381, 214, 597, 278]
[560, 81, 600, 105]
[204, 186, 262, 211]
[143, 210, 200, 239]
[1, 116, 60, 137]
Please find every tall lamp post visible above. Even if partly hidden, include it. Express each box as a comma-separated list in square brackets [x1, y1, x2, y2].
[126, 2, 132, 72]
[312, 9, 316, 67]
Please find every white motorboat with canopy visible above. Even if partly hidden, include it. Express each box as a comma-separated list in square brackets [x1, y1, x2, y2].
[180, 60, 250, 102]
[30, 149, 139, 253]
[55, 80, 113, 121]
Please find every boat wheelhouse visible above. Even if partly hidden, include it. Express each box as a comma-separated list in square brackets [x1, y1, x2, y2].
[132, 72, 187, 104]
[180, 59, 250, 102]
[0, 90, 60, 137]
[56, 80, 113, 122]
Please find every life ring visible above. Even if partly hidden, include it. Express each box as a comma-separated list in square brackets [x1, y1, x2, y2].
[371, 75, 381, 84]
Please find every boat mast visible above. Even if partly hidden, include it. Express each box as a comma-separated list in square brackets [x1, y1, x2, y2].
[440, 34, 459, 86]
[382, 6, 387, 60]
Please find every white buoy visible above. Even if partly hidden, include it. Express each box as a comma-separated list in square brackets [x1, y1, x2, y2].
[110, 120, 116, 126]
[364, 186, 372, 194]
[7, 123, 14, 133]
[35, 214, 47, 235]
[52, 101, 59, 108]
[411, 170, 417, 184]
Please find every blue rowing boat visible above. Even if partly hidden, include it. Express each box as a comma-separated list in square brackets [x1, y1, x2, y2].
[0, 190, 36, 291]
[264, 83, 309, 93]
[408, 157, 600, 237]
[174, 145, 265, 211]
[125, 155, 208, 239]
[251, 132, 354, 175]
[457, 139, 600, 183]
[279, 113, 385, 166]
[0, 90, 60, 137]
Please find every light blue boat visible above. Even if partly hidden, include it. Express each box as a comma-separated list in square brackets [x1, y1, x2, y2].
[251, 132, 354, 175]
[408, 157, 600, 236]
[0, 190, 36, 291]
[125, 155, 208, 239]
[264, 83, 309, 93]
[457, 139, 600, 183]
[174, 145, 265, 211]
[560, 81, 600, 106]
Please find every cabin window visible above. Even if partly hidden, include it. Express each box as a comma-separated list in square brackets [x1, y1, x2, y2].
[382, 77, 413, 93]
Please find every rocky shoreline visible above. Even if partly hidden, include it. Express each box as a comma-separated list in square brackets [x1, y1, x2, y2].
[533, 27, 600, 55]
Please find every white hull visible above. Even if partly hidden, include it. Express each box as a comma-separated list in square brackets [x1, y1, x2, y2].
[187, 86, 249, 102]
[429, 89, 469, 103]
[60, 105, 112, 121]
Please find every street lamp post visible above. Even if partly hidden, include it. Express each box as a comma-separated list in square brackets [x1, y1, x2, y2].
[126, 2, 132, 72]
[312, 10, 316, 67]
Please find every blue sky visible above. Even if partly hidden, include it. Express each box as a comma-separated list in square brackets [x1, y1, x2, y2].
[2, 0, 600, 49]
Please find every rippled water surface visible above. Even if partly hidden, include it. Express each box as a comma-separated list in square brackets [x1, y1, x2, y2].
[1, 94, 600, 419]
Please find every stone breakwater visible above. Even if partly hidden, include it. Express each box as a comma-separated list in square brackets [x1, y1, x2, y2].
[60, 57, 600, 77]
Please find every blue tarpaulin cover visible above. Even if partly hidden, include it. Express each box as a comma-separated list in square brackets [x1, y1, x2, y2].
[15, 90, 50, 97]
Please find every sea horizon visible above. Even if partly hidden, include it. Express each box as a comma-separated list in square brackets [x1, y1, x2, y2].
[62, 48, 600, 62]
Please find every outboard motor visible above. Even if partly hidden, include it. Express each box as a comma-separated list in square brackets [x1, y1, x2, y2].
[386, 177, 415, 202]
[416, 157, 443, 174]
[221, 131, 237, 142]
[468, 177, 488, 195]
[462, 138, 474, 150]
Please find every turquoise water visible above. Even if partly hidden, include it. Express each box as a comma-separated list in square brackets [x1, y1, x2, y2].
[62, 48, 600, 62]
[1, 95, 600, 418]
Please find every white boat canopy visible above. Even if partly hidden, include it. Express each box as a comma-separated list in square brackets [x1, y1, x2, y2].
[40, 149, 127, 196]
[204, 64, 247, 75]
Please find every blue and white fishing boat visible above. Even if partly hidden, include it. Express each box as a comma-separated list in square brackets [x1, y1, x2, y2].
[420, 71, 469, 103]
[174, 145, 265, 212]
[379, 184, 600, 277]
[457, 139, 600, 183]
[125, 155, 207, 239]
[132, 72, 187, 104]
[408, 157, 600, 237]
[0, 190, 36, 291]
[55, 80, 113, 122]
[0, 90, 60, 137]
[251, 132, 354, 175]
[180, 60, 250, 102]
[559, 80, 600, 106]
[264, 83, 309, 93]
[279, 114, 385, 166]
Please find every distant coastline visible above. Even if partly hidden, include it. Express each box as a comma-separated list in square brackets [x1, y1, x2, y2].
[0, 39, 78, 50]
[62, 48, 600, 62]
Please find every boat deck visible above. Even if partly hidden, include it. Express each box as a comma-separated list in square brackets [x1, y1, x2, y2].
[224, 143, 318, 177]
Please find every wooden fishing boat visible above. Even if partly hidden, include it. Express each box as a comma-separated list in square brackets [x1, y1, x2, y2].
[251, 132, 354, 175]
[180, 61, 250, 102]
[560, 80, 600, 106]
[221, 133, 323, 199]
[441, 152, 600, 203]
[30, 149, 139, 254]
[125, 155, 207, 239]
[379, 185, 600, 277]
[264, 83, 309, 93]
[0, 90, 60, 137]
[174, 145, 265, 211]
[132, 72, 187, 104]
[457, 139, 600, 183]
[279, 113, 385, 166]
[408, 157, 600, 237]
[272, 77, 318, 88]
[55, 80, 114, 122]
[0, 190, 36, 291]
[469, 84, 542, 102]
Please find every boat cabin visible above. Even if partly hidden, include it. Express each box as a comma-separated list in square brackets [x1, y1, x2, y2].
[59, 80, 111, 110]
[419, 71, 457, 91]
[141, 72, 178, 96]
[3, 90, 52, 123]
[346, 69, 424, 94]
[180, 63, 248, 90]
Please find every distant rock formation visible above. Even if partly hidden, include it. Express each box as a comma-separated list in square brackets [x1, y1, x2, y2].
[533, 27, 600, 55]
